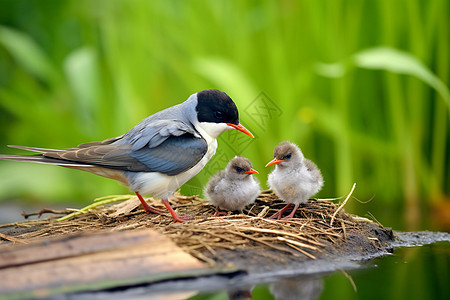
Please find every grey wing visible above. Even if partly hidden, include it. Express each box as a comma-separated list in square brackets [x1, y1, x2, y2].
[43, 121, 207, 176]
[128, 134, 207, 175]
[205, 170, 225, 194]
[304, 159, 323, 183]
[77, 135, 125, 148]
[123, 120, 201, 151]
[5, 121, 207, 176]
[122, 119, 207, 175]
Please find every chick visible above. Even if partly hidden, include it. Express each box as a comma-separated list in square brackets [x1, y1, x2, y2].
[204, 156, 260, 216]
[266, 141, 323, 219]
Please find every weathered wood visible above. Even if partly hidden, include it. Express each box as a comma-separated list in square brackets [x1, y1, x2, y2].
[0, 229, 164, 268]
[0, 229, 211, 299]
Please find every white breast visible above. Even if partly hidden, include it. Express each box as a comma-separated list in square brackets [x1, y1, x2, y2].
[127, 138, 217, 199]
[268, 165, 320, 205]
[127, 120, 229, 199]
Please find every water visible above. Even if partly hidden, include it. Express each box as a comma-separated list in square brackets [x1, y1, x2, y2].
[186, 242, 450, 300]
[59, 233, 448, 300]
[322, 242, 449, 300]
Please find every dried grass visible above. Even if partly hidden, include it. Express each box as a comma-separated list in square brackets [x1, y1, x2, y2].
[0, 187, 392, 267]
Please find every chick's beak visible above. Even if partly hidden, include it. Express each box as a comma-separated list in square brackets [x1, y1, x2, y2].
[265, 158, 285, 167]
[226, 123, 254, 138]
[243, 168, 259, 175]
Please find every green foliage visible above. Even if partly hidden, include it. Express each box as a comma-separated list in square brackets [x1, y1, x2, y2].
[0, 0, 448, 229]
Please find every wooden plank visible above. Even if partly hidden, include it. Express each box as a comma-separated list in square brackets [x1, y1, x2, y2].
[0, 229, 211, 299]
[0, 229, 165, 268]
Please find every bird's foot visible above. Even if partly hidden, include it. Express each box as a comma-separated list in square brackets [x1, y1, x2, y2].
[268, 211, 282, 220]
[135, 192, 165, 214]
[267, 203, 292, 220]
[169, 213, 191, 223]
[280, 204, 300, 220]
[162, 199, 190, 223]
[213, 208, 228, 217]
[135, 192, 189, 222]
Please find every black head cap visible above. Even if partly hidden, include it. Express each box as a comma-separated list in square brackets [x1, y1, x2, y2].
[196, 89, 239, 125]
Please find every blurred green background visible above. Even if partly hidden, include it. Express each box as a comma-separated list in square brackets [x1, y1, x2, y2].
[0, 0, 449, 232]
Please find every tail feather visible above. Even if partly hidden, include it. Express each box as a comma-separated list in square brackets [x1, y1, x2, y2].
[7, 145, 72, 153]
[0, 154, 93, 167]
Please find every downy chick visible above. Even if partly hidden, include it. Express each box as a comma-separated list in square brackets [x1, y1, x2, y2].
[266, 141, 323, 219]
[205, 156, 260, 216]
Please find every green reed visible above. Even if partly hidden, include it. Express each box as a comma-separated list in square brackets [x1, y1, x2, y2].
[0, 0, 448, 230]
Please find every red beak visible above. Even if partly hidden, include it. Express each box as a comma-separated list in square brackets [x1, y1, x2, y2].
[243, 168, 259, 175]
[226, 123, 254, 138]
[265, 158, 285, 167]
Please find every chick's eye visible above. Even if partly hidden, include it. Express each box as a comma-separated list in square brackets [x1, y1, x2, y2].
[235, 167, 244, 173]
[214, 111, 224, 120]
[285, 153, 292, 159]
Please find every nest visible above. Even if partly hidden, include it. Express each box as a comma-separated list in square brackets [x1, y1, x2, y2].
[0, 188, 394, 268]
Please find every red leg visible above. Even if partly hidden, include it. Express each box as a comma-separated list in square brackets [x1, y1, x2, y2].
[282, 203, 300, 219]
[162, 199, 190, 223]
[135, 192, 165, 215]
[213, 207, 228, 217]
[268, 203, 292, 220]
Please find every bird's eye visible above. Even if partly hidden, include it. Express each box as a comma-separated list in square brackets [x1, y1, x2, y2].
[214, 111, 224, 120]
[235, 167, 244, 173]
[307, 168, 311, 171]
[285, 153, 292, 159]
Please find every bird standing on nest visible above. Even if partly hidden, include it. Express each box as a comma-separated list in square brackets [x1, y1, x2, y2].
[204, 156, 260, 216]
[265, 141, 323, 219]
[0, 89, 254, 223]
